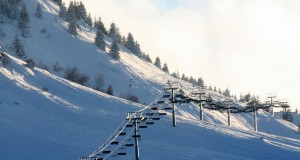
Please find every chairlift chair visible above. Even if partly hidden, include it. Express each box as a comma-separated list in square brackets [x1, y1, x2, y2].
[111, 141, 119, 145]
[163, 94, 171, 98]
[102, 150, 111, 154]
[164, 106, 172, 110]
[139, 125, 147, 128]
[152, 117, 160, 120]
[126, 124, 133, 128]
[125, 143, 134, 147]
[157, 100, 165, 104]
[119, 132, 126, 136]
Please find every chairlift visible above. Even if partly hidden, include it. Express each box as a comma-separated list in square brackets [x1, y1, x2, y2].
[126, 124, 133, 128]
[111, 141, 119, 145]
[117, 152, 127, 156]
[119, 132, 126, 136]
[181, 95, 188, 99]
[151, 107, 158, 110]
[164, 107, 172, 110]
[163, 94, 171, 98]
[139, 125, 147, 128]
[125, 143, 134, 147]
[132, 135, 141, 138]
[175, 94, 182, 98]
[159, 112, 167, 116]
[102, 150, 111, 154]
[157, 101, 165, 104]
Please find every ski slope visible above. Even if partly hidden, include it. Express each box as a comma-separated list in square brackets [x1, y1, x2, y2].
[1, 53, 300, 160]
[0, 0, 300, 159]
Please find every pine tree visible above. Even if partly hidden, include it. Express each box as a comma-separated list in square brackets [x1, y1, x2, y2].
[125, 32, 135, 51]
[108, 22, 122, 43]
[94, 17, 107, 35]
[197, 77, 204, 87]
[53, 0, 62, 6]
[85, 12, 92, 27]
[144, 54, 152, 63]
[223, 88, 231, 97]
[162, 63, 169, 73]
[18, 4, 30, 37]
[154, 57, 161, 69]
[133, 41, 141, 57]
[106, 84, 113, 95]
[13, 34, 26, 59]
[121, 36, 126, 46]
[68, 19, 77, 35]
[109, 40, 120, 60]
[94, 29, 106, 51]
[59, 3, 67, 20]
[66, 1, 77, 22]
[76, 1, 87, 20]
[7, 1, 19, 20]
[213, 86, 217, 92]
[35, 3, 43, 19]
[181, 73, 187, 81]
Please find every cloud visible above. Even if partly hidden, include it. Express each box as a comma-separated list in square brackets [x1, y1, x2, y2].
[63, 0, 300, 108]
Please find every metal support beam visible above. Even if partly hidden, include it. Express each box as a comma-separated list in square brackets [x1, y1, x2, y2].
[133, 115, 140, 160]
[227, 108, 231, 126]
[254, 103, 257, 132]
[171, 89, 176, 127]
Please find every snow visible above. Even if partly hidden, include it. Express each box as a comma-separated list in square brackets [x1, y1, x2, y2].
[0, 0, 300, 160]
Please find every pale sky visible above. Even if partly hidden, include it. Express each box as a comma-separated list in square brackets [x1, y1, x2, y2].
[63, 0, 300, 109]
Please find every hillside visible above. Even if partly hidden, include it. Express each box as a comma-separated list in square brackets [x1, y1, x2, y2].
[0, 0, 300, 160]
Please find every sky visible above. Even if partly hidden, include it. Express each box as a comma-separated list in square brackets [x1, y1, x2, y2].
[63, 0, 300, 109]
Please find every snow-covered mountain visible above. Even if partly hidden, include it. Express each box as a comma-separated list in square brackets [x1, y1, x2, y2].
[1, 0, 300, 159]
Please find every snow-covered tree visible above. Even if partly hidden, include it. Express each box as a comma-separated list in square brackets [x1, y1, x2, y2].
[94, 17, 107, 35]
[25, 58, 35, 70]
[53, 0, 62, 6]
[108, 22, 122, 43]
[197, 77, 204, 87]
[106, 84, 113, 95]
[76, 1, 87, 20]
[109, 40, 120, 60]
[93, 74, 105, 91]
[125, 32, 135, 51]
[144, 54, 152, 63]
[66, 1, 76, 22]
[223, 88, 231, 97]
[85, 12, 92, 27]
[58, 3, 67, 19]
[6, 1, 19, 20]
[154, 57, 161, 69]
[0, 51, 10, 67]
[94, 29, 106, 51]
[133, 41, 142, 57]
[35, 3, 43, 19]
[18, 3, 30, 37]
[12, 34, 26, 59]
[162, 63, 169, 73]
[68, 19, 77, 35]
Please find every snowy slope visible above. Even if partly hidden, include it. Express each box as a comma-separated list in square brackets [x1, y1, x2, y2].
[1, 0, 300, 159]
[1, 55, 300, 160]
[0, 0, 170, 104]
